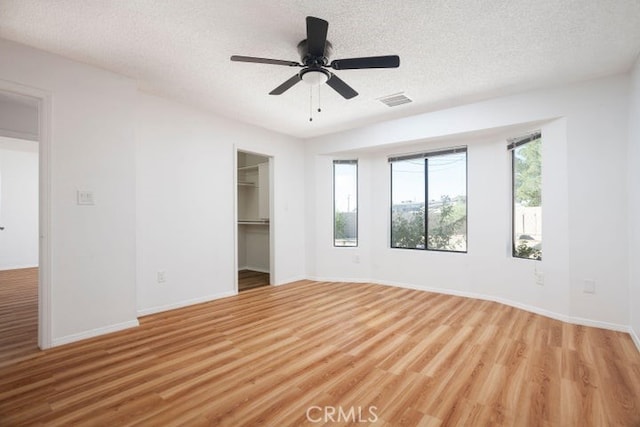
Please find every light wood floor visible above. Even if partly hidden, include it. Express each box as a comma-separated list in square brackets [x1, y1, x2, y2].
[1, 279, 640, 426]
[238, 269, 270, 291]
[0, 268, 39, 368]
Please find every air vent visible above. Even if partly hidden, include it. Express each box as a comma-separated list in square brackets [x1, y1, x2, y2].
[378, 92, 412, 107]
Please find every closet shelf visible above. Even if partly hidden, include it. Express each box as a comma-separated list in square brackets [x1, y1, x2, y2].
[238, 219, 269, 225]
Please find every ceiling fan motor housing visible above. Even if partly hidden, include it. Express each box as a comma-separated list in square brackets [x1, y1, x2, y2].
[297, 39, 333, 66]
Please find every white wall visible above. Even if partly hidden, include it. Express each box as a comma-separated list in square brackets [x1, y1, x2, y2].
[0, 39, 139, 345]
[0, 96, 38, 141]
[629, 54, 640, 346]
[0, 137, 39, 269]
[306, 74, 630, 329]
[135, 93, 305, 315]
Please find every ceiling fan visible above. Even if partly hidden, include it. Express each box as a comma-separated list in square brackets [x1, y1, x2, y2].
[230, 16, 400, 100]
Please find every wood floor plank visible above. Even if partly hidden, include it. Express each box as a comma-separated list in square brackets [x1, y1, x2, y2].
[0, 268, 39, 368]
[1, 276, 640, 425]
[238, 269, 269, 291]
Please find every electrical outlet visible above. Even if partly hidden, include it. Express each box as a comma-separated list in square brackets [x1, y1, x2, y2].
[535, 271, 544, 286]
[584, 279, 595, 294]
[353, 255, 360, 264]
[157, 271, 167, 284]
[77, 190, 95, 205]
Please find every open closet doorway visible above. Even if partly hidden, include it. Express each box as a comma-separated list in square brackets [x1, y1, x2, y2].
[0, 90, 42, 360]
[236, 150, 273, 292]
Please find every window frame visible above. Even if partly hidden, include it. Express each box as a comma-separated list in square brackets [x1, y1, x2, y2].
[333, 159, 358, 248]
[509, 131, 542, 261]
[389, 146, 468, 253]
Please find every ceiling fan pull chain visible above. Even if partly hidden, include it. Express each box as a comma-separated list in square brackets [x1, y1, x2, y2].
[317, 85, 322, 113]
[309, 86, 313, 122]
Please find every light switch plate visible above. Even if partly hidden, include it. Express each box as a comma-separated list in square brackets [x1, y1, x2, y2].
[584, 279, 596, 294]
[157, 271, 167, 283]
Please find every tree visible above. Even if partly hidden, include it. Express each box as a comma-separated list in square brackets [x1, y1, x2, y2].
[335, 211, 347, 239]
[391, 206, 425, 248]
[391, 195, 467, 250]
[428, 195, 466, 250]
[515, 139, 542, 207]
[515, 242, 541, 260]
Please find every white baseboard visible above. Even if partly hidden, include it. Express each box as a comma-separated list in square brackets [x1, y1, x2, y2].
[308, 276, 631, 334]
[273, 275, 307, 286]
[137, 290, 237, 317]
[631, 327, 640, 353]
[239, 265, 270, 274]
[52, 319, 139, 347]
[0, 264, 38, 271]
[307, 276, 371, 284]
[377, 279, 631, 332]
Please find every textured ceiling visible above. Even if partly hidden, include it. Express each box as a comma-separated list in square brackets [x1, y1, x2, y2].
[1, 0, 639, 139]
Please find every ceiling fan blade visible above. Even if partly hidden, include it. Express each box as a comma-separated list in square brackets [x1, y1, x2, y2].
[231, 55, 301, 67]
[326, 73, 358, 99]
[306, 16, 329, 57]
[269, 74, 302, 95]
[330, 55, 400, 70]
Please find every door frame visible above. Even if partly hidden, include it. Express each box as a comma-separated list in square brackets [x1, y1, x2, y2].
[0, 80, 52, 349]
[233, 146, 275, 293]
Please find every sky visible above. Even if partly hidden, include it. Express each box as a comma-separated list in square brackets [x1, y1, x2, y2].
[392, 153, 466, 204]
[334, 163, 357, 212]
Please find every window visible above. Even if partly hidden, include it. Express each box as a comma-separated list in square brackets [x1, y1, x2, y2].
[509, 132, 542, 260]
[390, 148, 467, 252]
[333, 160, 357, 247]
[391, 158, 425, 249]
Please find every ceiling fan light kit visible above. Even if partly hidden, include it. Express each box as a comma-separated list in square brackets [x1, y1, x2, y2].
[231, 16, 400, 119]
[300, 68, 330, 86]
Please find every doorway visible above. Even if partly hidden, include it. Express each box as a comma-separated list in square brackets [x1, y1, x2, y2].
[0, 90, 41, 359]
[236, 150, 272, 291]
